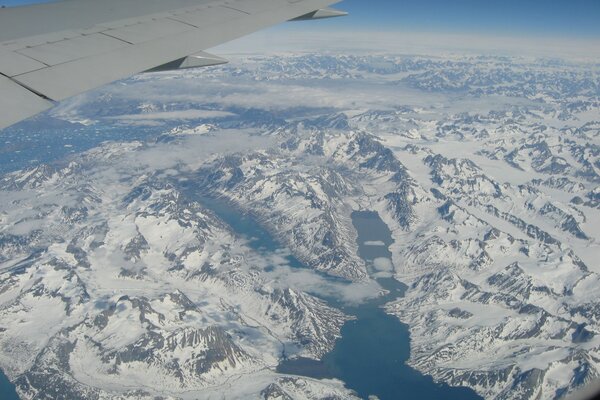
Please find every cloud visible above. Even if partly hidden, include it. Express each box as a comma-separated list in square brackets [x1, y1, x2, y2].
[107, 110, 235, 124]
[264, 264, 383, 306]
[240, 248, 382, 306]
[117, 129, 275, 171]
[364, 241, 385, 246]
[90, 71, 448, 115]
[371, 257, 394, 278]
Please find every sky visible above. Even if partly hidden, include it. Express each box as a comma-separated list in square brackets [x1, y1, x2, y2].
[2, 0, 600, 38]
[322, 0, 600, 38]
[2, 0, 600, 61]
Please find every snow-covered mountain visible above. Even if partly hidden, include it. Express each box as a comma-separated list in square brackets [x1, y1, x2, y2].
[0, 52, 599, 399]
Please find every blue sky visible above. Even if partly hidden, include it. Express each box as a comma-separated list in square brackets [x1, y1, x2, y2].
[3, 0, 600, 38]
[319, 0, 600, 38]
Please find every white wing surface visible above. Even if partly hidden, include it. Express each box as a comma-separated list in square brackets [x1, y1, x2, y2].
[0, 0, 345, 130]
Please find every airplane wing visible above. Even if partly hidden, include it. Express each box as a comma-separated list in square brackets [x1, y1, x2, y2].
[0, 0, 346, 130]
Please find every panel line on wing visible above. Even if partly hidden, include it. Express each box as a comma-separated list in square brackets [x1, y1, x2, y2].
[165, 17, 201, 28]
[99, 32, 135, 46]
[0, 48, 50, 77]
[9, 53, 52, 69]
[221, 5, 251, 15]
[15, 33, 130, 67]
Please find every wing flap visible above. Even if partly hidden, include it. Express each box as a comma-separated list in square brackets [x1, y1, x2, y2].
[0, 49, 47, 77]
[0, 0, 221, 43]
[0, 76, 53, 129]
[102, 19, 194, 45]
[168, 5, 246, 28]
[16, 33, 130, 66]
[219, 0, 283, 14]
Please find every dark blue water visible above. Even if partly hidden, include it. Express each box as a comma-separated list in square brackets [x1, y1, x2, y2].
[0, 369, 19, 400]
[191, 193, 306, 270]
[188, 192, 482, 400]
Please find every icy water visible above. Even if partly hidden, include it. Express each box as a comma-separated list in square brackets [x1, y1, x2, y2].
[0, 124, 166, 175]
[192, 192, 482, 400]
[279, 211, 482, 400]
[0, 369, 19, 400]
